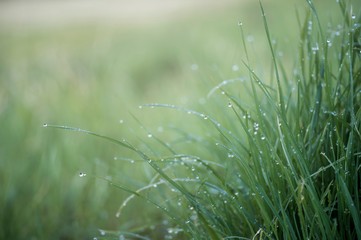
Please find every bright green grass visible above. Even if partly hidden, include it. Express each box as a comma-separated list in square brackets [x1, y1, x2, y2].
[0, 2, 282, 239]
[1, 0, 360, 239]
[45, 1, 361, 239]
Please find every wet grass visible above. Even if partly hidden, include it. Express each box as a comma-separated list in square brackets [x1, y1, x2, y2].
[1, 0, 360, 239]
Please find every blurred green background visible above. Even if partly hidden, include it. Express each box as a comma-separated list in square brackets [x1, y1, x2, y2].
[0, 0, 348, 239]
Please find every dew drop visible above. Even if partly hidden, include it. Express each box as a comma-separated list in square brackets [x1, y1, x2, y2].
[228, 102, 232, 107]
[43, 123, 48, 127]
[147, 133, 152, 138]
[119, 119, 124, 124]
[138, 105, 143, 109]
[238, 20, 243, 26]
[79, 172, 86, 177]
[327, 38, 332, 47]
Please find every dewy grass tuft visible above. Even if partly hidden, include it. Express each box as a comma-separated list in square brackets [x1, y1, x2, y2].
[45, 0, 361, 239]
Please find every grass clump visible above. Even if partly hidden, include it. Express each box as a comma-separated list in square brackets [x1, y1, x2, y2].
[46, 0, 360, 239]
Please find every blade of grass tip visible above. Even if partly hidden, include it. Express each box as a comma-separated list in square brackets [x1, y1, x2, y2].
[258, 0, 285, 116]
[99, 229, 152, 240]
[129, 112, 177, 155]
[43, 124, 133, 150]
[44, 124, 193, 213]
[143, 103, 249, 155]
[305, 0, 325, 50]
[116, 178, 203, 218]
[306, 0, 336, 110]
[206, 78, 249, 99]
[237, 17, 264, 134]
[104, 178, 187, 230]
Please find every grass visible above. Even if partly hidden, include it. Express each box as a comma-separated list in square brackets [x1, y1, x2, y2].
[1, 0, 360, 239]
[46, 0, 361, 239]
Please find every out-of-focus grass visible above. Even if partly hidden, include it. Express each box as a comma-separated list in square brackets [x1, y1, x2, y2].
[0, 0, 346, 239]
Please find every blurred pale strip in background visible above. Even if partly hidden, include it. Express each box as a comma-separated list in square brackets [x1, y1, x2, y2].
[0, 0, 240, 27]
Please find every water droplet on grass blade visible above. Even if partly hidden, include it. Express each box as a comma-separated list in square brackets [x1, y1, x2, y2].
[119, 119, 123, 124]
[43, 123, 48, 127]
[147, 133, 152, 138]
[79, 172, 86, 177]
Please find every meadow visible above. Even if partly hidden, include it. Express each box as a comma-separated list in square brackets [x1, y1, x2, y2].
[0, 0, 360, 239]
